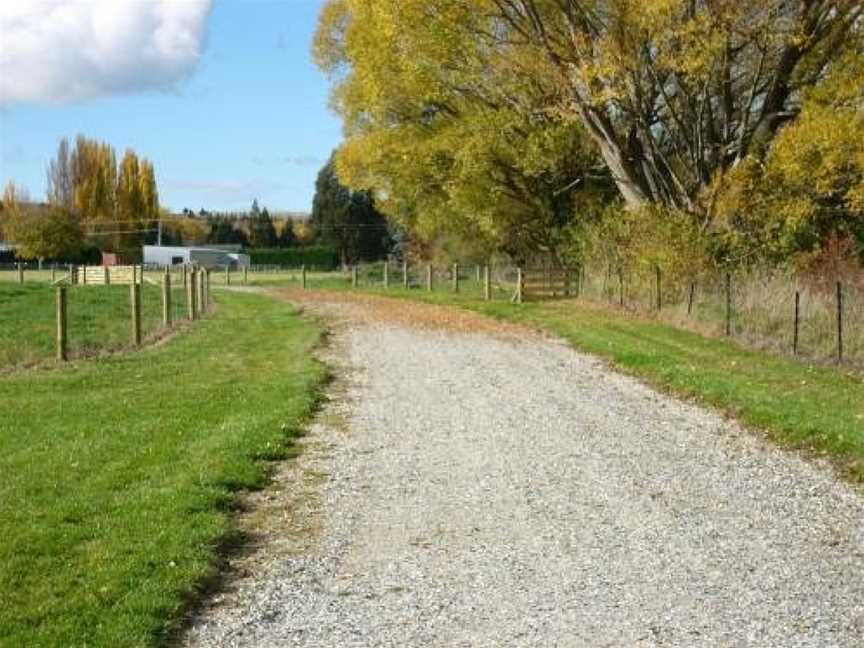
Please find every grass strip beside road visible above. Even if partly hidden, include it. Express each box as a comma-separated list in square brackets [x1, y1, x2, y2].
[0, 290, 326, 646]
[328, 282, 864, 482]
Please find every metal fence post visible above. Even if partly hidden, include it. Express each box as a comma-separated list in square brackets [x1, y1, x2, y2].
[655, 265, 662, 311]
[226, 266, 231, 286]
[402, 261, 409, 288]
[17, 263, 24, 284]
[243, 265, 248, 285]
[301, 264, 307, 290]
[452, 263, 459, 293]
[383, 261, 389, 289]
[352, 265, 358, 288]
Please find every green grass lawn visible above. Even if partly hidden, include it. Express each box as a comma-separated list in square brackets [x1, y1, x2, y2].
[323, 281, 864, 482]
[0, 290, 326, 646]
[0, 282, 191, 368]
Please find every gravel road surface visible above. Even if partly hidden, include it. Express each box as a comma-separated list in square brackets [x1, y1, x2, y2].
[186, 294, 864, 647]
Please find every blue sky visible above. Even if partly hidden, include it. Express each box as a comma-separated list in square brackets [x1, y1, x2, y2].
[0, 0, 340, 213]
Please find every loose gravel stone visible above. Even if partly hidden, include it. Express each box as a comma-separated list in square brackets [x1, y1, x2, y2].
[185, 298, 864, 648]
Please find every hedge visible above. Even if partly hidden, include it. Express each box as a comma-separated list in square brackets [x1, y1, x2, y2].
[248, 245, 339, 269]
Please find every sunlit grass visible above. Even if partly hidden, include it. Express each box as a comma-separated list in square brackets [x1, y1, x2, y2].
[0, 290, 326, 646]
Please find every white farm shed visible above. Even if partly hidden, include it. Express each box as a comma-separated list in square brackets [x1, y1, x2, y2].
[143, 245, 251, 269]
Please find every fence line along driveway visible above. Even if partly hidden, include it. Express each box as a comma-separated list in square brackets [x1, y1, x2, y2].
[186, 292, 864, 647]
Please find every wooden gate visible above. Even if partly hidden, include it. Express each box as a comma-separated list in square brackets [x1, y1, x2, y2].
[72, 265, 141, 285]
[521, 267, 574, 301]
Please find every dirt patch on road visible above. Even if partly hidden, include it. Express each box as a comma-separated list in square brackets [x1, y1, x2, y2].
[274, 287, 535, 338]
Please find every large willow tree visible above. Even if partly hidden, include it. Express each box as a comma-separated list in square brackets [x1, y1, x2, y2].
[315, 0, 615, 261]
[316, 0, 861, 224]
[480, 0, 862, 215]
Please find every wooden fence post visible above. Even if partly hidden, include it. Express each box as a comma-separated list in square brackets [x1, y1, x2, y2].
[130, 282, 142, 346]
[17, 263, 23, 284]
[205, 270, 211, 310]
[56, 286, 67, 361]
[618, 267, 624, 307]
[301, 264, 307, 290]
[484, 265, 491, 301]
[226, 266, 231, 286]
[655, 265, 662, 311]
[426, 264, 433, 291]
[383, 261, 389, 289]
[181, 264, 187, 290]
[573, 265, 581, 299]
[105, 266, 111, 286]
[604, 263, 611, 302]
[836, 281, 844, 363]
[402, 261, 409, 288]
[352, 265, 358, 288]
[187, 269, 196, 320]
[725, 272, 733, 336]
[198, 269, 205, 314]
[515, 268, 523, 304]
[452, 263, 459, 293]
[243, 266, 248, 285]
[793, 290, 800, 355]
[51, 264, 56, 283]
[687, 281, 696, 316]
[162, 270, 172, 327]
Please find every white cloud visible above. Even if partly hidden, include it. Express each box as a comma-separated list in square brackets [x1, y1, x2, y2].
[0, 0, 213, 105]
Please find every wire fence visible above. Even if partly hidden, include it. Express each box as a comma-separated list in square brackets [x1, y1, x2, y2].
[4, 259, 860, 369]
[227, 259, 861, 368]
[577, 263, 863, 368]
[0, 264, 211, 368]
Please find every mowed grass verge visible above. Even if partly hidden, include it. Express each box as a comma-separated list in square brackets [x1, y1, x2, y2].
[0, 290, 327, 646]
[325, 282, 864, 482]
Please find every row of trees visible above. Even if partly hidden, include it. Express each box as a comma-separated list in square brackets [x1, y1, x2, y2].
[311, 155, 393, 265]
[183, 160, 395, 267]
[1, 135, 160, 260]
[199, 200, 298, 248]
[313, 0, 864, 272]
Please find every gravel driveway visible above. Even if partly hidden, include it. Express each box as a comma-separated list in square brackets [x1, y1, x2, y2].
[186, 294, 864, 647]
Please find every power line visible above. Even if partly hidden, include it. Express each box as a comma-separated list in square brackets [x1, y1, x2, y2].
[84, 229, 159, 236]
